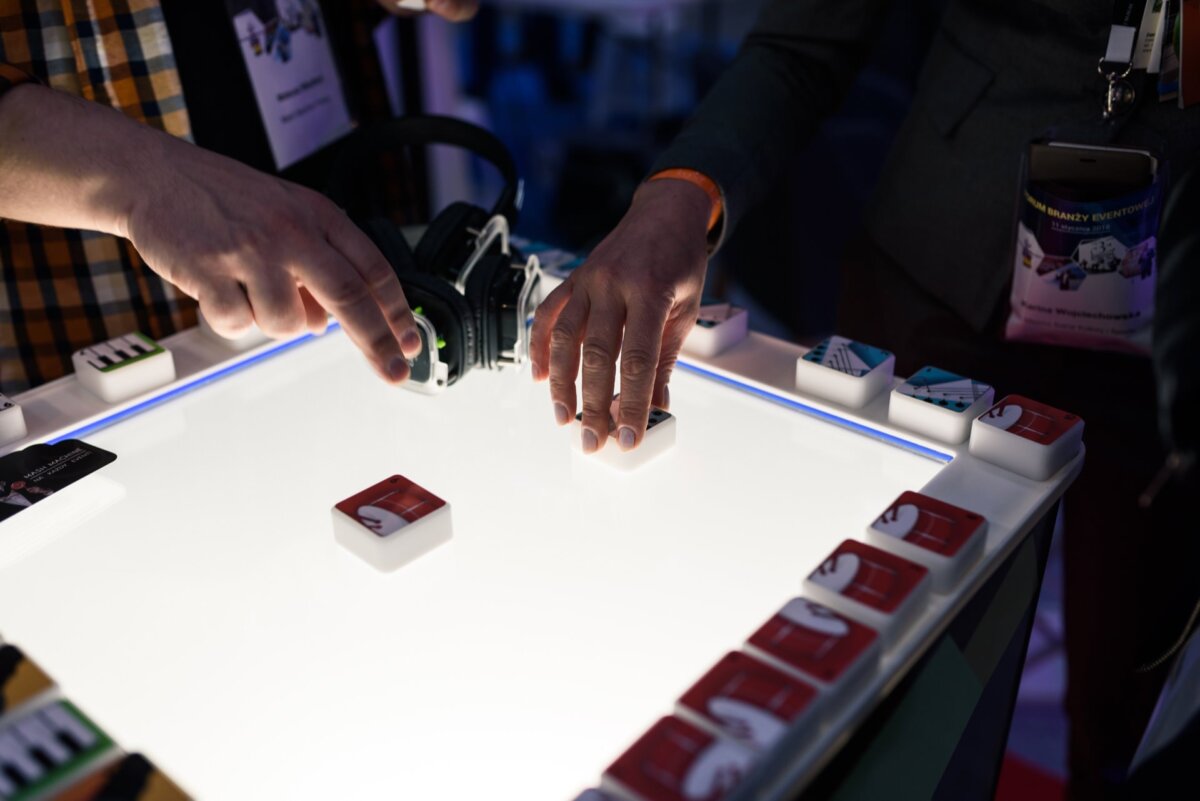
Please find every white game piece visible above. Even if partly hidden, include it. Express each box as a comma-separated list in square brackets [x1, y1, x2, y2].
[198, 312, 272, 351]
[801, 540, 931, 648]
[675, 651, 822, 752]
[969, 395, 1084, 481]
[395, 0, 426, 10]
[71, 333, 176, 404]
[603, 715, 756, 801]
[0, 394, 27, 446]
[745, 598, 880, 713]
[888, 366, 994, 444]
[331, 475, 452, 572]
[794, 335, 895, 408]
[865, 491, 987, 593]
[683, 303, 749, 358]
[572, 396, 676, 471]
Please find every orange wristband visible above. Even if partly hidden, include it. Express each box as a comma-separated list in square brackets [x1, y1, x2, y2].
[649, 168, 724, 234]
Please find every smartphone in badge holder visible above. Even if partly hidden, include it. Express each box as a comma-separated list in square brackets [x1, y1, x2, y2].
[1006, 142, 1161, 354]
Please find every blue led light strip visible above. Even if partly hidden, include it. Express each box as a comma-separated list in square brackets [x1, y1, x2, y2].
[48, 324, 344, 445]
[675, 360, 953, 464]
[49, 323, 950, 464]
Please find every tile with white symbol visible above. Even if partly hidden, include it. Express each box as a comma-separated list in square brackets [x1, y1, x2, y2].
[969, 395, 1084, 481]
[332, 475, 452, 572]
[888, 366, 994, 444]
[71, 333, 175, 404]
[0, 395, 26, 447]
[603, 715, 756, 801]
[794, 336, 894, 408]
[802, 540, 930, 648]
[676, 651, 821, 752]
[865, 491, 987, 592]
[745, 597, 880, 712]
[573, 395, 676, 470]
[683, 303, 749, 358]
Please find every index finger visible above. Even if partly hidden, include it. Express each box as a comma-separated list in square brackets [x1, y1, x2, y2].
[615, 301, 669, 450]
[294, 247, 412, 384]
[325, 214, 422, 359]
[530, 280, 572, 382]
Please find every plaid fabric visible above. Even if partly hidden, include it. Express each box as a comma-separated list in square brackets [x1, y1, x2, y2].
[0, 0, 197, 394]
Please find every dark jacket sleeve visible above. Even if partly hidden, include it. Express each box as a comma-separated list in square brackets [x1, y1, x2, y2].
[650, 0, 890, 247]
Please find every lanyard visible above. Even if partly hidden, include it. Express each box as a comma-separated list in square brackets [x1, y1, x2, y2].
[1100, 0, 1150, 119]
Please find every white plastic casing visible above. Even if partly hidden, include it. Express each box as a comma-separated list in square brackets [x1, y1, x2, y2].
[864, 492, 988, 594]
[794, 336, 895, 409]
[888, 366, 994, 444]
[71, 333, 176, 404]
[0, 393, 27, 445]
[968, 395, 1085, 481]
[198, 313, 272, 352]
[802, 540, 931, 649]
[331, 475, 453, 573]
[572, 403, 677, 471]
[743, 598, 881, 715]
[683, 304, 749, 358]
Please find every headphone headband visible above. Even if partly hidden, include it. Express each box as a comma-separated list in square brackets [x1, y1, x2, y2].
[328, 115, 521, 225]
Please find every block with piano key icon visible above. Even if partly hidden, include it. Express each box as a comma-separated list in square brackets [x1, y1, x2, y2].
[676, 651, 821, 752]
[603, 715, 756, 801]
[0, 394, 26, 447]
[683, 303, 749, 358]
[745, 598, 880, 712]
[46, 752, 190, 801]
[888, 366, 994, 444]
[794, 336, 894, 409]
[0, 700, 115, 801]
[0, 646, 56, 725]
[332, 475, 452, 572]
[866, 492, 987, 593]
[802, 540, 930, 648]
[969, 395, 1084, 480]
[71, 333, 175, 404]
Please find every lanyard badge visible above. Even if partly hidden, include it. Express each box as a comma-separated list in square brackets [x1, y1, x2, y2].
[1101, 0, 1151, 120]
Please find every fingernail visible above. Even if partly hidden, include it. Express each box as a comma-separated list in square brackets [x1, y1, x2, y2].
[531, 362, 545, 382]
[662, 385, 671, 410]
[387, 356, 410, 382]
[401, 328, 422, 356]
[582, 428, 599, 453]
[618, 427, 636, 451]
[554, 402, 570, 425]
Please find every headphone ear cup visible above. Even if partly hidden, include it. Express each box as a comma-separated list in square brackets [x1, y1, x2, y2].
[415, 202, 489, 280]
[393, 271, 478, 383]
[465, 251, 512, 369]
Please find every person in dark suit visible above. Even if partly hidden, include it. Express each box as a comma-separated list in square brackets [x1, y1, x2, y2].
[530, 1, 1200, 797]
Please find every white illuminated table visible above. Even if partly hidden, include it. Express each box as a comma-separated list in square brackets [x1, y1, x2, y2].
[0, 320, 1079, 801]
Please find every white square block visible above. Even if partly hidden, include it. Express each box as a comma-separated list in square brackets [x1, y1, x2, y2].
[744, 597, 881, 713]
[683, 303, 749, 358]
[332, 475, 452, 572]
[969, 395, 1084, 481]
[572, 397, 676, 470]
[865, 491, 988, 593]
[888, 366, 994, 444]
[674, 651, 822, 752]
[0, 394, 27, 445]
[802, 540, 931, 648]
[198, 312, 272, 351]
[794, 335, 895, 408]
[72, 333, 176, 404]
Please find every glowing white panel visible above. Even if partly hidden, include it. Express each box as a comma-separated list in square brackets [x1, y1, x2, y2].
[0, 326, 1078, 801]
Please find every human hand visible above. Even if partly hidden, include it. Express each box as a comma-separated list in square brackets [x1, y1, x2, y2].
[122, 135, 423, 384]
[377, 0, 480, 22]
[530, 178, 712, 453]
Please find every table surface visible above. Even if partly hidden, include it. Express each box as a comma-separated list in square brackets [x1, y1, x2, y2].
[0, 323, 1077, 801]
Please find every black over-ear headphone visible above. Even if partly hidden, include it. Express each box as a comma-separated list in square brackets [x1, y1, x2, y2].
[328, 116, 539, 390]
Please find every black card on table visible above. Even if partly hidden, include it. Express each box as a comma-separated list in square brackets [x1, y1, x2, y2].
[0, 440, 117, 523]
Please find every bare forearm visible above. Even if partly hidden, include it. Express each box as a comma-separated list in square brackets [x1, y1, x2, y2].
[0, 83, 161, 237]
